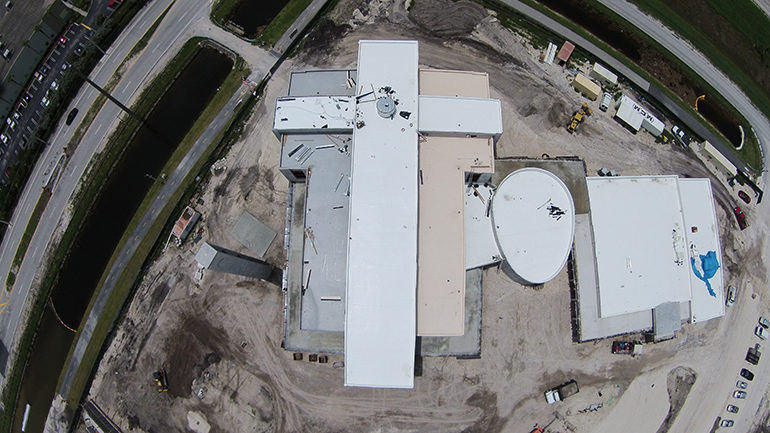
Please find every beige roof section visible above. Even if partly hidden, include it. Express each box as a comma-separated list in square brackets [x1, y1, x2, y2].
[419, 69, 490, 98]
[418, 136, 493, 336]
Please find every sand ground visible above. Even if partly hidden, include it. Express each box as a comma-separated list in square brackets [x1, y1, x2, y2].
[78, 1, 770, 432]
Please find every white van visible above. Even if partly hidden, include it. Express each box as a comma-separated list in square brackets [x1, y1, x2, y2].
[599, 92, 612, 112]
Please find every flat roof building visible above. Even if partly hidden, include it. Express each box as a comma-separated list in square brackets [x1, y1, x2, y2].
[574, 175, 724, 341]
[274, 41, 504, 389]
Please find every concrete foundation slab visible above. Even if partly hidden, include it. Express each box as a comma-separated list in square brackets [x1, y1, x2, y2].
[230, 211, 277, 258]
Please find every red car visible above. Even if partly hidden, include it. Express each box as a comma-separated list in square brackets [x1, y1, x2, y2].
[734, 207, 748, 230]
[738, 190, 751, 204]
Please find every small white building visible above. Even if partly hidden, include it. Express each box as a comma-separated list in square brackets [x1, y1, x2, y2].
[590, 63, 618, 86]
[615, 95, 665, 136]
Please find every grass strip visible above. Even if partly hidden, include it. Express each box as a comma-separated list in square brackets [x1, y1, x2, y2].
[59, 45, 249, 411]
[5, 193, 50, 290]
[126, 1, 173, 59]
[210, 0, 242, 25]
[484, 0, 762, 171]
[626, 0, 770, 132]
[257, 0, 314, 46]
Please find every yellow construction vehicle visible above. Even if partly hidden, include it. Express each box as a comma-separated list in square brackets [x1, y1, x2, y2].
[567, 103, 593, 133]
[153, 369, 169, 392]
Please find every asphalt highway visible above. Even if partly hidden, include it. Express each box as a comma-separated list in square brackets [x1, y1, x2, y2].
[0, 0, 178, 388]
[595, 0, 770, 182]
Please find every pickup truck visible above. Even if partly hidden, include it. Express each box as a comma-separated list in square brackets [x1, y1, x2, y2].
[545, 380, 579, 404]
[612, 341, 642, 355]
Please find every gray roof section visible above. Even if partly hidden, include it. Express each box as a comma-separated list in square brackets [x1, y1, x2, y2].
[195, 242, 272, 280]
[288, 69, 357, 97]
[653, 302, 682, 341]
[230, 211, 277, 258]
[299, 136, 352, 332]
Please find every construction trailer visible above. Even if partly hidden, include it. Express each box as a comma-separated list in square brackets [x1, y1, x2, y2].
[590, 63, 618, 86]
[614, 95, 664, 136]
[571, 73, 601, 100]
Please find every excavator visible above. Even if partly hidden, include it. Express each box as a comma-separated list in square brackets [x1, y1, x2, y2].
[567, 103, 593, 133]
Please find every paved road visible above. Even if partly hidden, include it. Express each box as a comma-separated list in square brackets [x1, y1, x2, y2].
[595, 0, 770, 180]
[0, 0, 177, 388]
[499, 0, 761, 181]
[271, 0, 329, 56]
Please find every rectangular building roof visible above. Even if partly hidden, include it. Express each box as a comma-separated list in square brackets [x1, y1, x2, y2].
[678, 179, 724, 323]
[615, 95, 665, 135]
[418, 96, 503, 139]
[418, 136, 493, 336]
[419, 69, 490, 98]
[557, 41, 575, 62]
[587, 176, 692, 318]
[344, 40, 419, 388]
[273, 96, 355, 135]
[590, 63, 618, 85]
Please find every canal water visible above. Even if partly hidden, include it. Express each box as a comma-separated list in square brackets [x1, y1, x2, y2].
[229, 0, 290, 39]
[12, 47, 233, 433]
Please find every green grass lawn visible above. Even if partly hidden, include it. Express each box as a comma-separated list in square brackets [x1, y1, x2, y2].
[628, 0, 770, 120]
[257, 0, 314, 46]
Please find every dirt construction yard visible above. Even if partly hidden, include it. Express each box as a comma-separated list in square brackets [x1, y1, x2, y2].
[81, 1, 770, 432]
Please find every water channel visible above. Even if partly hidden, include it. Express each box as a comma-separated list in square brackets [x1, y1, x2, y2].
[228, 0, 290, 39]
[12, 46, 233, 433]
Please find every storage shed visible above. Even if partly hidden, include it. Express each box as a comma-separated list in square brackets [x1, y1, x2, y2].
[556, 41, 575, 64]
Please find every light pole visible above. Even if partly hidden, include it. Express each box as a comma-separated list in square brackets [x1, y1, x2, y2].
[0, 219, 12, 227]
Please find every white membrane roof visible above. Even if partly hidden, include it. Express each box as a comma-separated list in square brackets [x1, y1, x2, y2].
[465, 184, 502, 270]
[492, 168, 575, 284]
[587, 176, 691, 318]
[344, 40, 419, 389]
[679, 179, 724, 323]
[273, 96, 355, 134]
[418, 96, 502, 138]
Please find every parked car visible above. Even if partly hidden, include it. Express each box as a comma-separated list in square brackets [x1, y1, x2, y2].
[726, 285, 737, 306]
[738, 190, 751, 204]
[733, 207, 748, 230]
[756, 325, 767, 340]
[5, 118, 15, 130]
[41, 96, 50, 107]
[0, 133, 8, 145]
[736, 380, 747, 389]
[740, 368, 754, 381]
[12, 111, 21, 121]
[726, 404, 739, 413]
[733, 390, 747, 399]
[75, 43, 84, 55]
[720, 419, 734, 428]
[672, 125, 688, 146]
[39, 64, 50, 76]
[65, 108, 78, 126]
[59, 36, 68, 45]
[760, 317, 769, 329]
